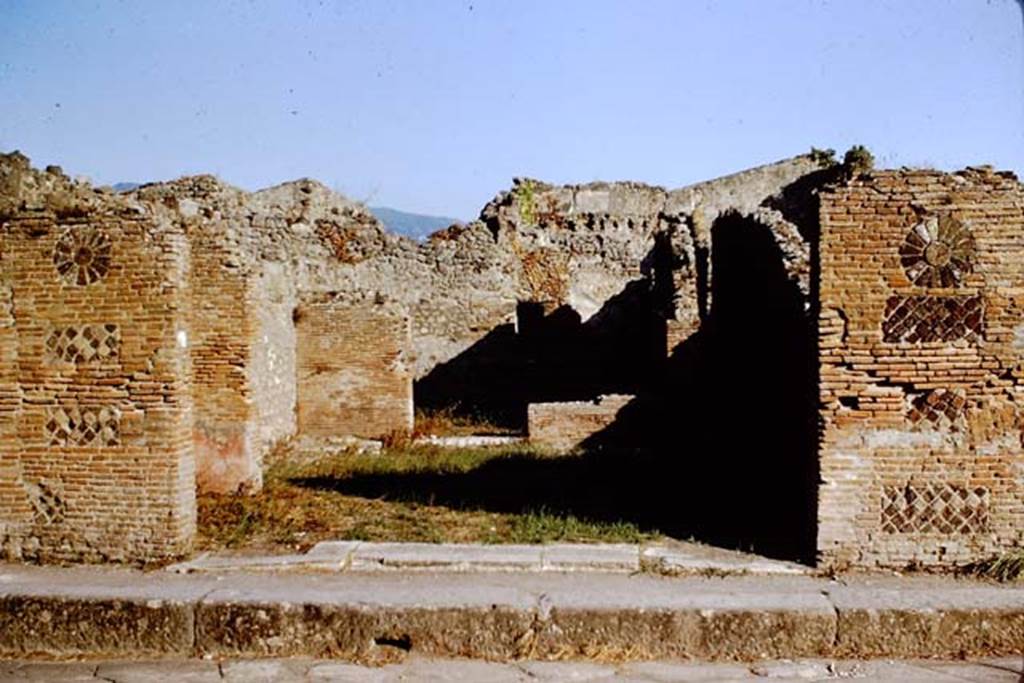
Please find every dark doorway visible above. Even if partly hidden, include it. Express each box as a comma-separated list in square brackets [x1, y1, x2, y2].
[675, 211, 818, 561]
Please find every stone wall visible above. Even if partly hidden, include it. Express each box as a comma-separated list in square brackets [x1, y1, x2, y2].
[817, 167, 1024, 568]
[483, 153, 823, 324]
[416, 157, 828, 422]
[295, 300, 412, 439]
[0, 158, 194, 562]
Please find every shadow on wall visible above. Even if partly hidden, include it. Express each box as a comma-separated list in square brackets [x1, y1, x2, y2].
[413, 281, 666, 429]
[300, 210, 820, 564]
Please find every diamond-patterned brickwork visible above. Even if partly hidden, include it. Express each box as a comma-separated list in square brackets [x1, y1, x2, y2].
[881, 295, 983, 343]
[44, 406, 121, 447]
[53, 226, 112, 286]
[1, 160, 200, 564]
[899, 214, 974, 288]
[880, 484, 989, 534]
[45, 324, 120, 364]
[26, 480, 66, 525]
[908, 389, 967, 428]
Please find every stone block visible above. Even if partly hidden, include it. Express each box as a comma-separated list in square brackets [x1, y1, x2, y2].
[572, 189, 610, 214]
[541, 544, 639, 572]
[0, 595, 194, 658]
[527, 394, 633, 451]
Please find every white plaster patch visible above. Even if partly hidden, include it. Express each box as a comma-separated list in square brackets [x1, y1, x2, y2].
[263, 341, 279, 382]
[178, 198, 200, 218]
[567, 288, 601, 322]
[176, 329, 188, 349]
[567, 270, 635, 322]
[861, 429, 952, 448]
[821, 453, 868, 480]
[1013, 323, 1024, 350]
[326, 369, 373, 404]
[975, 434, 1020, 456]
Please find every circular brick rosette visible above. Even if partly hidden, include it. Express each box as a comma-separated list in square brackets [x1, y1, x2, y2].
[53, 226, 112, 286]
[899, 214, 974, 288]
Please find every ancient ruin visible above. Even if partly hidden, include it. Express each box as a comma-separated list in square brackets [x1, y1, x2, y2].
[0, 147, 1021, 569]
[817, 168, 1024, 568]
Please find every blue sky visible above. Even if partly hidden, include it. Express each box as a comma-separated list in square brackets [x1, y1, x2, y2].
[1, 0, 1022, 219]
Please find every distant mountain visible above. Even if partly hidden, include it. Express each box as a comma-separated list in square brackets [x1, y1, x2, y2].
[107, 186, 458, 241]
[370, 206, 463, 241]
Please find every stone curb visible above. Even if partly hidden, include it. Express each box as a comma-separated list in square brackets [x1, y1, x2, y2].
[164, 542, 809, 575]
[0, 566, 1021, 662]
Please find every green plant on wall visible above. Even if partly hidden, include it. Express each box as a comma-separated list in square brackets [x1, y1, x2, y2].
[514, 179, 539, 226]
[809, 147, 837, 167]
[843, 145, 874, 176]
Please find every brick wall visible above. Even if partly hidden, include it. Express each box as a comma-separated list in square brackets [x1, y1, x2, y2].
[295, 301, 412, 438]
[0, 211, 194, 563]
[528, 394, 633, 451]
[188, 220, 260, 497]
[817, 167, 1024, 568]
[0, 267, 27, 550]
[188, 217, 260, 494]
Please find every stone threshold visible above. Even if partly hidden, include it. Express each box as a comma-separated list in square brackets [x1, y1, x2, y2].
[165, 541, 809, 576]
[414, 434, 526, 448]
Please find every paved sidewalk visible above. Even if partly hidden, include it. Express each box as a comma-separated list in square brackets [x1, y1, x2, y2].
[2, 656, 1022, 682]
[1, 563, 1022, 662]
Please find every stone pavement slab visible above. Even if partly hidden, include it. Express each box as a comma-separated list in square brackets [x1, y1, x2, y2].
[220, 659, 313, 682]
[541, 543, 639, 571]
[0, 660, 98, 682]
[94, 661, 223, 683]
[166, 551, 354, 574]
[640, 544, 807, 576]
[1, 657, 1021, 682]
[345, 542, 545, 571]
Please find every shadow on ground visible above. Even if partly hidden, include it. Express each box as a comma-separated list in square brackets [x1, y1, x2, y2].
[296, 206, 823, 564]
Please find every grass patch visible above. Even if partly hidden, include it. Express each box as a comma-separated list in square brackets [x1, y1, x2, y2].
[965, 548, 1024, 582]
[413, 406, 519, 437]
[510, 508, 649, 544]
[197, 441, 659, 552]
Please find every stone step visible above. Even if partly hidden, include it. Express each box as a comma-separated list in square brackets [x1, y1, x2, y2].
[0, 563, 1021, 662]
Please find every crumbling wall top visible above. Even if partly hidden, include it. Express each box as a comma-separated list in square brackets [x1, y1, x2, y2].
[0, 151, 144, 221]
